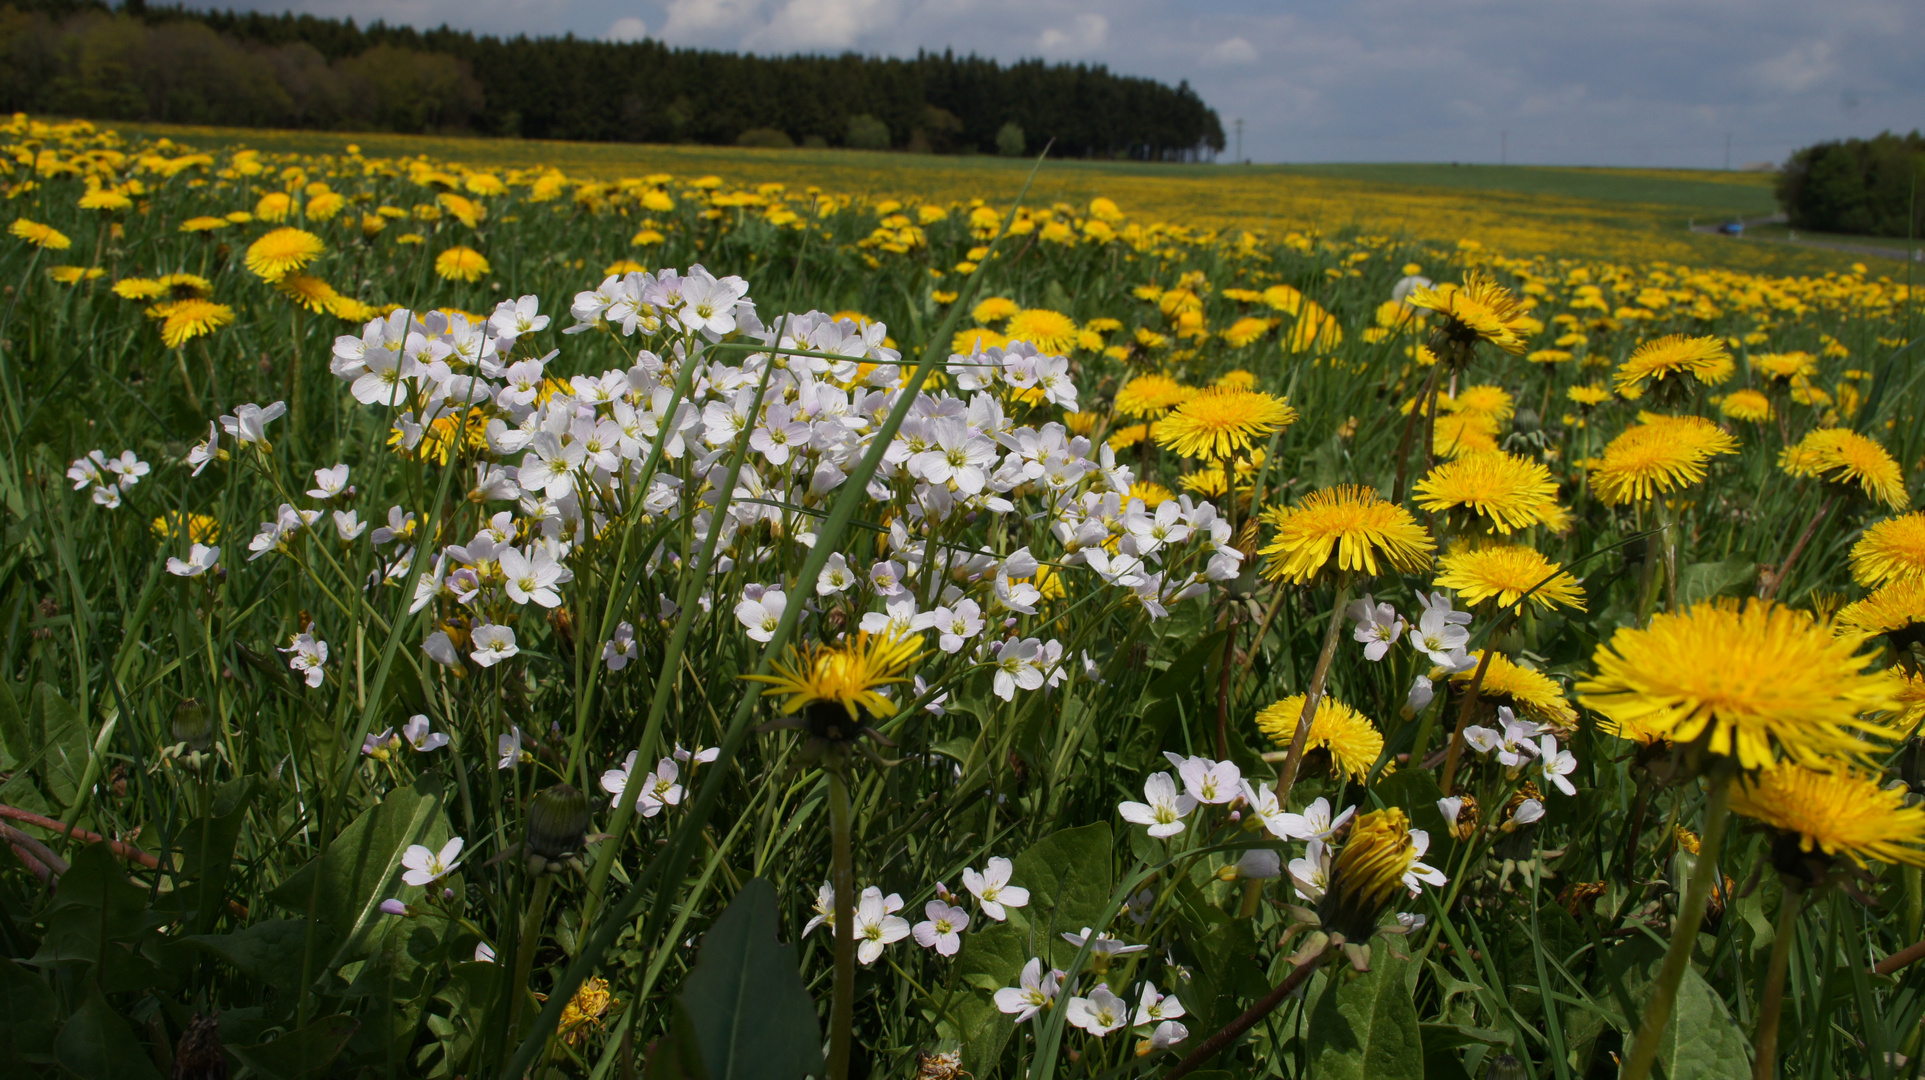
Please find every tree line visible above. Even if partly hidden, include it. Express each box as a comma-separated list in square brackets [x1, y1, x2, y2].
[1776, 131, 1925, 239]
[0, 0, 1226, 160]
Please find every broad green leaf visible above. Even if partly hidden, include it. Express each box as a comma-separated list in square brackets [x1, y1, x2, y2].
[1610, 937, 1751, 1080]
[54, 984, 162, 1080]
[1307, 951, 1425, 1080]
[648, 1001, 714, 1080]
[1679, 558, 1756, 604]
[676, 877, 821, 1080]
[230, 1013, 359, 1080]
[0, 678, 26, 766]
[0, 957, 57, 1068]
[31, 681, 90, 808]
[185, 918, 313, 989]
[268, 773, 449, 971]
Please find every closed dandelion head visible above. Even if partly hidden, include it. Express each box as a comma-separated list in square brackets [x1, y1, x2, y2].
[1613, 334, 1734, 401]
[1152, 388, 1297, 460]
[1853, 513, 1925, 588]
[1255, 694, 1384, 781]
[1780, 428, 1908, 510]
[1589, 414, 1737, 506]
[525, 783, 591, 874]
[747, 632, 923, 765]
[1320, 808, 1428, 940]
[1577, 599, 1900, 772]
[1257, 485, 1434, 584]
[1730, 763, 1925, 882]
[244, 227, 325, 281]
[1406, 270, 1531, 358]
[1413, 452, 1565, 536]
[1435, 544, 1585, 613]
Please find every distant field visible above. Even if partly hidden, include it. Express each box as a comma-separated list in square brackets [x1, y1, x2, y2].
[106, 119, 1860, 274]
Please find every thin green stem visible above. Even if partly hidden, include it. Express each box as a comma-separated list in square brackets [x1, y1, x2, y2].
[1268, 573, 1351, 807]
[1752, 879, 1802, 1080]
[827, 769, 856, 1080]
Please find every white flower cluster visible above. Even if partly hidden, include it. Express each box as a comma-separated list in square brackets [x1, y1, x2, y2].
[1459, 704, 1579, 797]
[67, 447, 148, 508]
[803, 856, 1029, 963]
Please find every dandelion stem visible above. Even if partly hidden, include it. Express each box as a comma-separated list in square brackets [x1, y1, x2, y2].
[1752, 878, 1803, 1080]
[1438, 622, 1508, 794]
[506, 873, 554, 1044]
[1660, 498, 1681, 614]
[827, 768, 857, 1080]
[1762, 492, 1838, 601]
[1165, 941, 1334, 1079]
[1391, 363, 1443, 505]
[1620, 766, 1734, 1080]
[1274, 574, 1352, 807]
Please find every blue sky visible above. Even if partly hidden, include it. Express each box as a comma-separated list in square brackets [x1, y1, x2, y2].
[229, 0, 1922, 167]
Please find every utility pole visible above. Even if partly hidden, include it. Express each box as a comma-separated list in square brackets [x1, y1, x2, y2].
[1724, 132, 1732, 170]
[1235, 118, 1243, 164]
[1500, 131, 1508, 165]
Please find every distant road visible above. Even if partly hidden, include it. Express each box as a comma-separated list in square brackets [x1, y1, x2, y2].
[1689, 213, 1923, 262]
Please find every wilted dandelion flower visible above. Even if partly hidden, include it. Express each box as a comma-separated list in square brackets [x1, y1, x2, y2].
[1254, 694, 1384, 781]
[10, 218, 72, 249]
[1114, 374, 1196, 419]
[435, 246, 491, 283]
[1589, 415, 1737, 506]
[1435, 544, 1586, 612]
[1406, 270, 1532, 356]
[1833, 579, 1925, 640]
[1730, 763, 1925, 872]
[1004, 309, 1078, 355]
[245, 227, 325, 281]
[1613, 334, 1734, 398]
[1852, 512, 1925, 587]
[156, 299, 236, 348]
[1257, 485, 1434, 583]
[557, 976, 616, 1046]
[1413, 452, 1564, 535]
[1718, 389, 1772, 423]
[1455, 651, 1578, 734]
[1152, 388, 1296, 460]
[1576, 599, 1900, 770]
[1779, 427, 1908, 510]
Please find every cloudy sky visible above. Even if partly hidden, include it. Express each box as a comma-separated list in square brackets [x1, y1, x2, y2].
[233, 0, 1921, 167]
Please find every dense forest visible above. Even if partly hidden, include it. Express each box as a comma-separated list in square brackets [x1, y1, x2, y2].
[1776, 130, 1925, 238]
[0, 0, 1226, 159]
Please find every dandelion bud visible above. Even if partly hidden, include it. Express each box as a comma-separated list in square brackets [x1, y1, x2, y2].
[1318, 808, 1424, 941]
[1484, 1054, 1528, 1080]
[172, 697, 214, 752]
[525, 783, 591, 873]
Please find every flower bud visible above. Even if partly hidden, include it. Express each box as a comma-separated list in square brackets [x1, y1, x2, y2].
[526, 783, 591, 863]
[172, 698, 214, 752]
[1484, 1054, 1528, 1080]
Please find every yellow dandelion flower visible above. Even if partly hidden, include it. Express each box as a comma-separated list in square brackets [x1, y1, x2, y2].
[1106, 423, 1149, 451]
[1450, 384, 1515, 423]
[1576, 599, 1900, 770]
[1114, 374, 1196, 419]
[78, 187, 132, 212]
[10, 218, 72, 249]
[1254, 694, 1384, 781]
[1406, 270, 1532, 356]
[1435, 544, 1586, 612]
[1152, 388, 1297, 460]
[435, 246, 491, 283]
[1456, 651, 1578, 733]
[1322, 808, 1427, 937]
[1779, 427, 1908, 510]
[557, 976, 617, 1047]
[1719, 388, 1772, 422]
[1215, 369, 1258, 391]
[971, 296, 1020, 324]
[255, 191, 293, 221]
[1258, 485, 1435, 584]
[156, 299, 236, 349]
[1567, 384, 1611, 407]
[1129, 481, 1174, 508]
[244, 227, 325, 281]
[438, 192, 485, 228]
[151, 512, 220, 543]
[1613, 334, 1734, 398]
[1589, 415, 1737, 506]
[1084, 317, 1123, 334]
[1730, 763, 1925, 869]
[112, 277, 167, 301]
[1221, 316, 1271, 347]
[49, 266, 106, 285]
[179, 216, 228, 234]
[953, 326, 1007, 355]
[1432, 413, 1501, 457]
[1005, 309, 1079, 355]
[306, 191, 347, 221]
[1414, 452, 1564, 535]
[604, 259, 646, 276]
[275, 274, 340, 314]
[328, 295, 380, 323]
[1851, 513, 1925, 587]
[746, 632, 923, 721]
[1750, 352, 1816, 381]
[1834, 579, 1925, 638]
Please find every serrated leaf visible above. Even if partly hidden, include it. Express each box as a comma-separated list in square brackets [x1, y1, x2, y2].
[676, 878, 821, 1080]
[54, 984, 161, 1080]
[1307, 951, 1425, 1080]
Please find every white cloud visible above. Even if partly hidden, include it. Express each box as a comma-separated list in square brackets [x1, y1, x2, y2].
[660, 0, 767, 45]
[750, 0, 902, 51]
[1206, 36, 1257, 66]
[1037, 13, 1107, 56]
[1753, 40, 1836, 94]
[604, 15, 649, 40]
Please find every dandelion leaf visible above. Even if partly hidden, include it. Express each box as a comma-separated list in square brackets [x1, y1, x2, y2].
[229, 1013, 360, 1079]
[676, 877, 821, 1080]
[1307, 950, 1425, 1080]
[54, 984, 161, 1080]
